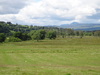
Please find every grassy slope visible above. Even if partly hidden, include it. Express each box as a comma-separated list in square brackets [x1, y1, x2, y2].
[0, 37, 100, 75]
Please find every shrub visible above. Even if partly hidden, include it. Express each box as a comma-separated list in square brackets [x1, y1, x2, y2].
[13, 32, 23, 39]
[0, 33, 6, 43]
[14, 32, 31, 41]
[21, 33, 31, 41]
[31, 30, 46, 41]
[5, 37, 22, 42]
[47, 31, 57, 39]
[65, 73, 71, 75]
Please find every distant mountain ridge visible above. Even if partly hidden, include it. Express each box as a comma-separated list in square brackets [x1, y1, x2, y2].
[57, 22, 100, 31]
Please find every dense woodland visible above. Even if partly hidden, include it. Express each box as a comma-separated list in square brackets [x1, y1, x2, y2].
[0, 21, 100, 42]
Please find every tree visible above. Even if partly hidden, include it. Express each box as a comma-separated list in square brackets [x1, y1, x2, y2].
[21, 33, 31, 41]
[66, 29, 75, 37]
[14, 32, 23, 40]
[39, 30, 46, 40]
[75, 31, 80, 36]
[7, 22, 12, 25]
[94, 31, 100, 37]
[14, 32, 31, 41]
[47, 31, 57, 39]
[79, 31, 84, 38]
[60, 29, 66, 38]
[0, 23, 9, 33]
[0, 33, 6, 42]
[32, 31, 41, 41]
[32, 30, 46, 41]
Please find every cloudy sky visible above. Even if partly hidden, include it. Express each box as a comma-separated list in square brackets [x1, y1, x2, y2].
[0, 0, 100, 25]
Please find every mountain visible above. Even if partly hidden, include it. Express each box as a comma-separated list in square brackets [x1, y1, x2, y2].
[58, 22, 100, 31]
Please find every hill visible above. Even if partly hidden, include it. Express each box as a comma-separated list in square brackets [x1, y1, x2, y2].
[58, 22, 100, 31]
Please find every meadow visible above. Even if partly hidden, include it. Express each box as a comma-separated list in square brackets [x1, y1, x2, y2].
[0, 37, 100, 75]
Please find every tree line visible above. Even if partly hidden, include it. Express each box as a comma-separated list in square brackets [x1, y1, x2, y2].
[0, 21, 100, 43]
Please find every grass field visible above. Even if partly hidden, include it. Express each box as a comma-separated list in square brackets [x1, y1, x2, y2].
[0, 37, 100, 75]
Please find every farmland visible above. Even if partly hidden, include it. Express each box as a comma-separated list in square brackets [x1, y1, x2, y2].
[0, 37, 100, 75]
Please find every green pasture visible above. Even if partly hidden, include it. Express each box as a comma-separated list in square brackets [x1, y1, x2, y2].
[0, 37, 100, 75]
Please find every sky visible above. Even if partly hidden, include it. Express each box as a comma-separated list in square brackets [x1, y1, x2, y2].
[0, 0, 100, 25]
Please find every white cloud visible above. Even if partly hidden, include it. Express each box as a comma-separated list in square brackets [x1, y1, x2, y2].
[0, 0, 100, 25]
[0, 0, 30, 14]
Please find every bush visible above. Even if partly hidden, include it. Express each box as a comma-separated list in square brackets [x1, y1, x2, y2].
[0, 33, 6, 43]
[13, 32, 22, 39]
[5, 37, 22, 42]
[22, 33, 31, 41]
[47, 31, 57, 39]
[65, 73, 71, 75]
[31, 30, 46, 41]
[14, 32, 31, 41]
[94, 31, 100, 37]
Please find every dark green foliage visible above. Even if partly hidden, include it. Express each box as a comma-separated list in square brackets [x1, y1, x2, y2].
[66, 29, 75, 36]
[47, 31, 57, 39]
[0, 33, 6, 42]
[25, 33, 31, 41]
[7, 22, 12, 25]
[31, 30, 46, 41]
[14, 32, 31, 41]
[28, 30, 36, 38]
[84, 31, 93, 36]
[0, 22, 10, 33]
[94, 31, 100, 37]
[65, 73, 71, 75]
[22, 33, 31, 41]
[32, 31, 40, 41]
[0, 21, 48, 35]
[39, 30, 46, 40]
[60, 29, 67, 38]
[0, 21, 100, 41]
[5, 37, 22, 42]
[75, 31, 80, 36]
[14, 32, 23, 40]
